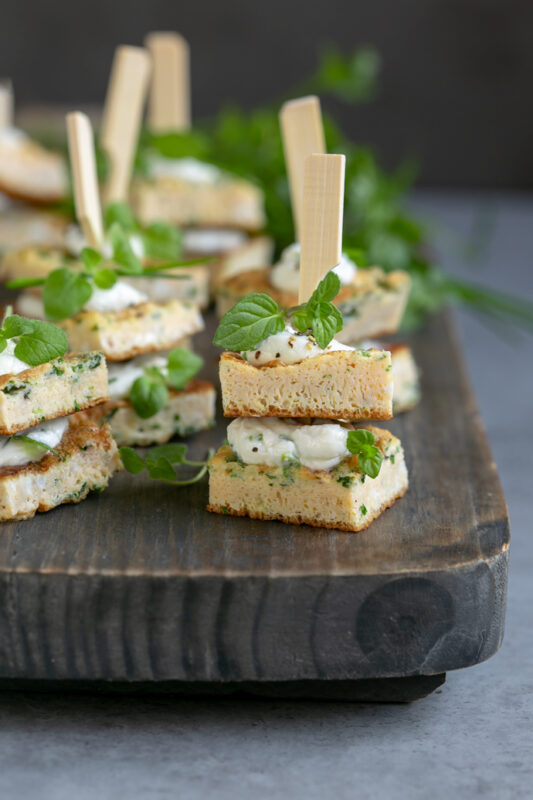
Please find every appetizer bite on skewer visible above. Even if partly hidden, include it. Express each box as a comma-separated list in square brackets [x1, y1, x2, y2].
[0, 311, 119, 521]
[133, 32, 271, 289]
[208, 154, 408, 532]
[214, 96, 410, 344]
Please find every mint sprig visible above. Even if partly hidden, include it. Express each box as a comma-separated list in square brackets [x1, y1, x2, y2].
[213, 271, 343, 351]
[7, 218, 201, 322]
[0, 313, 68, 366]
[129, 348, 203, 419]
[346, 429, 383, 479]
[120, 444, 212, 486]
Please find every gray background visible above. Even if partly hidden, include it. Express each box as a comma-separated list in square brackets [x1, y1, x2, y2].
[0, 189, 531, 798]
[1, 0, 533, 187]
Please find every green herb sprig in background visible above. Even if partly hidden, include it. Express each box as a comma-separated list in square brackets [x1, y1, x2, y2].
[129, 348, 204, 419]
[120, 443, 212, 486]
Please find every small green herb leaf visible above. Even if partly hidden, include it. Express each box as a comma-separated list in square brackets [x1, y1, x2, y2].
[346, 428, 383, 479]
[214, 293, 285, 350]
[80, 247, 102, 272]
[0, 335, 6, 354]
[43, 268, 93, 321]
[307, 271, 341, 310]
[14, 321, 68, 366]
[104, 201, 137, 231]
[167, 348, 203, 389]
[2, 315, 35, 337]
[108, 222, 143, 275]
[146, 444, 187, 465]
[119, 446, 145, 474]
[129, 374, 169, 419]
[93, 268, 117, 290]
[142, 222, 182, 260]
[145, 456, 177, 482]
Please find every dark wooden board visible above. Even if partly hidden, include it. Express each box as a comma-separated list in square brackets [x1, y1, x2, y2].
[0, 310, 509, 695]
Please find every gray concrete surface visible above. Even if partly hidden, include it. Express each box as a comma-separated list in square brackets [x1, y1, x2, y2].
[0, 191, 531, 800]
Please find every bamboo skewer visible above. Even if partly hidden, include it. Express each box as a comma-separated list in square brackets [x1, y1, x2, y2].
[66, 112, 104, 250]
[279, 95, 326, 242]
[298, 153, 346, 304]
[0, 80, 14, 129]
[100, 45, 151, 204]
[145, 32, 190, 132]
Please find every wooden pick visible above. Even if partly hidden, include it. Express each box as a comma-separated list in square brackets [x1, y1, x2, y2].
[0, 79, 14, 128]
[279, 95, 325, 242]
[145, 32, 190, 132]
[66, 112, 104, 249]
[100, 45, 151, 204]
[299, 153, 345, 304]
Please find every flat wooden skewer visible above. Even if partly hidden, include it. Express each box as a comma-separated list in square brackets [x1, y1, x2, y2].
[299, 153, 346, 304]
[100, 45, 151, 204]
[145, 32, 190, 132]
[66, 112, 104, 250]
[0, 80, 14, 129]
[279, 95, 325, 242]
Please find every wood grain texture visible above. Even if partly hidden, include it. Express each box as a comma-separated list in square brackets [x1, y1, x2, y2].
[66, 112, 103, 249]
[0, 311, 509, 684]
[145, 32, 190, 132]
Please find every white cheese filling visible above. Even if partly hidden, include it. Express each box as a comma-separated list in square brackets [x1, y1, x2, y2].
[227, 418, 350, 472]
[270, 243, 357, 293]
[148, 156, 222, 184]
[64, 225, 145, 260]
[183, 228, 246, 254]
[83, 281, 148, 313]
[242, 326, 352, 366]
[0, 339, 30, 376]
[0, 417, 68, 468]
[107, 354, 168, 400]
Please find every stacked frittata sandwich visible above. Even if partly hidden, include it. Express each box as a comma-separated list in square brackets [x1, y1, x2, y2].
[208, 154, 409, 532]
[0, 310, 120, 521]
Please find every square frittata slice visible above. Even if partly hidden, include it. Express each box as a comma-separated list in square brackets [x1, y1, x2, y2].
[207, 426, 408, 533]
[0, 351, 108, 435]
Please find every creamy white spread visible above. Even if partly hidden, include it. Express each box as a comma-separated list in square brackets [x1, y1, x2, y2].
[149, 156, 222, 184]
[242, 326, 352, 366]
[65, 225, 145, 260]
[0, 339, 30, 376]
[270, 243, 357, 293]
[0, 126, 28, 149]
[83, 281, 148, 313]
[227, 418, 350, 472]
[107, 353, 168, 400]
[183, 228, 246, 254]
[0, 417, 68, 468]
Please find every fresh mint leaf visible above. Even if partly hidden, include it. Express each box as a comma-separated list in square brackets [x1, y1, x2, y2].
[93, 268, 117, 290]
[81, 247, 102, 272]
[108, 222, 143, 275]
[104, 202, 137, 231]
[307, 271, 341, 310]
[291, 309, 311, 333]
[146, 444, 187, 465]
[129, 374, 169, 419]
[145, 456, 176, 482]
[167, 348, 203, 389]
[310, 307, 342, 349]
[347, 429, 375, 448]
[2, 315, 35, 337]
[6, 277, 46, 290]
[142, 222, 182, 260]
[214, 293, 285, 350]
[346, 429, 383, 479]
[43, 268, 93, 321]
[358, 446, 383, 479]
[14, 320, 68, 366]
[0, 335, 6, 354]
[119, 446, 145, 474]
